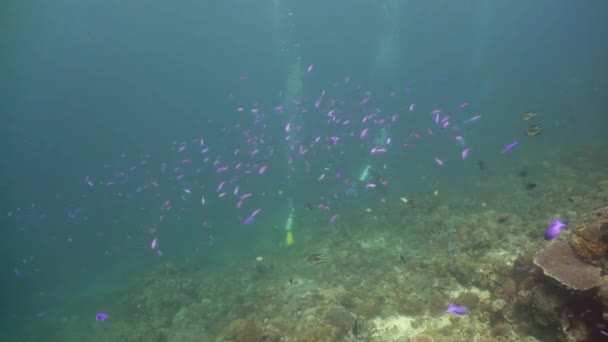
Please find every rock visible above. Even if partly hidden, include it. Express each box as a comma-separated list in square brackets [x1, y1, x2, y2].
[492, 298, 507, 312]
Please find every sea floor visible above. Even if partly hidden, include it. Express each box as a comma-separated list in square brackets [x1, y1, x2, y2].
[10, 146, 608, 342]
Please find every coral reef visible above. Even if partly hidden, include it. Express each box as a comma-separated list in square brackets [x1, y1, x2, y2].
[569, 206, 608, 260]
[323, 306, 355, 334]
[214, 319, 259, 342]
[23, 152, 608, 341]
[570, 234, 607, 260]
[410, 333, 434, 342]
[453, 292, 479, 310]
[533, 241, 603, 290]
[530, 285, 562, 327]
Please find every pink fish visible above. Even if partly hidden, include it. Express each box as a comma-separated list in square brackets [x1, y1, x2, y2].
[151, 238, 158, 249]
[329, 214, 340, 223]
[409, 104, 415, 112]
[306, 64, 313, 72]
[360, 128, 369, 139]
[461, 148, 471, 160]
[434, 157, 444, 166]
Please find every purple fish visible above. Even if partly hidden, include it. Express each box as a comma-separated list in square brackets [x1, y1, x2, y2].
[502, 140, 518, 153]
[359, 128, 369, 139]
[96, 312, 109, 321]
[544, 219, 566, 240]
[461, 148, 471, 160]
[445, 302, 468, 315]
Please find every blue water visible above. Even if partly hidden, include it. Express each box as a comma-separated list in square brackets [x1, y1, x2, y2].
[2, 1, 607, 341]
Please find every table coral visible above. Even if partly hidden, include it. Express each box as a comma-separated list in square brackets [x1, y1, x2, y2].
[533, 241, 603, 290]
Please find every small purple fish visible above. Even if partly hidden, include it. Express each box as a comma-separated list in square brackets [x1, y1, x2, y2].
[96, 312, 109, 321]
[502, 140, 518, 153]
[544, 219, 566, 240]
[445, 302, 468, 315]
[359, 128, 369, 139]
[461, 148, 471, 160]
